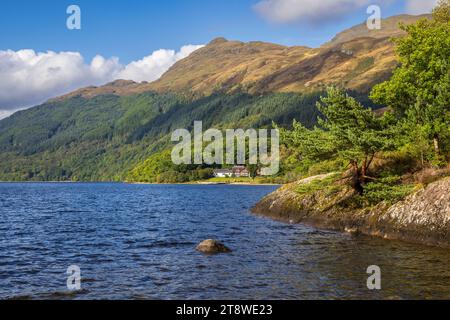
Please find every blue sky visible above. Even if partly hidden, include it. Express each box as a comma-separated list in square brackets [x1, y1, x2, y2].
[0, 0, 438, 117]
[0, 0, 426, 62]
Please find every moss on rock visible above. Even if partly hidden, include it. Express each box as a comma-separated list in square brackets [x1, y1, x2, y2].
[252, 175, 450, 247]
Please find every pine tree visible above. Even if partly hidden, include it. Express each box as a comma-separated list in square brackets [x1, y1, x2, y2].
[371, 0, 450, 163]
[316, 87, 393, 193]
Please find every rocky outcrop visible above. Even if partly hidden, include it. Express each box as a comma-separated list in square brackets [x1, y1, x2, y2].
[196, 239, 232, 254]
[252, 175, 450, 247]
[376, 178, 450, 245]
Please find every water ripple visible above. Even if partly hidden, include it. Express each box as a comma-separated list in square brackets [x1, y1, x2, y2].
[0, 183, 449, 300]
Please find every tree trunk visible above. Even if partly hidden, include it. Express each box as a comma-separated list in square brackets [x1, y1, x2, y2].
[361, 157, 367, 183]
[433, 137, 440, 157]
[350, 161, 364, 195]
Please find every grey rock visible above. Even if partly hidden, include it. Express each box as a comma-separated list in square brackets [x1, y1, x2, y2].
[196, 239, 231, 254]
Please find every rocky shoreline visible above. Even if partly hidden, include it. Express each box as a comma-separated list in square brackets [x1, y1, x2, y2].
[251, 175, 450, 248]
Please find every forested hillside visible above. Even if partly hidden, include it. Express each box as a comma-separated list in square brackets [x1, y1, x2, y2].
[253, 2, 450, 248]
[0, 90, 344, 181]
[0, 13, 427, 182]
[277, 1, 449, 206]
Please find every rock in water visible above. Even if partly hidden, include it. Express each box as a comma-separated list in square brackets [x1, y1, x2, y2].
[344, 227, 361, 236]
[196, 239, 231, 254]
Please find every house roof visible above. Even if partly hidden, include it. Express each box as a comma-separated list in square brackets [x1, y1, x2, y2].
[214, 167, 249, 174]
[214, 169, 233, 173]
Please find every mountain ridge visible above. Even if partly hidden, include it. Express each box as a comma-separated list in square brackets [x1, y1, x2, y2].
[0, 13, 431, 182]
[47, 14, 430, 104]
[324, 13, 430, 46]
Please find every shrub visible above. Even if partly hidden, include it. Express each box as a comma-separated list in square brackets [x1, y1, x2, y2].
[296, 174, 341, 195]
[361, 176, 417, 205]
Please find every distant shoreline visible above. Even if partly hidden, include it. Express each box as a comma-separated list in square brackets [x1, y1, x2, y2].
[129, 181, 281, 186]
[0, 180, 281, 186]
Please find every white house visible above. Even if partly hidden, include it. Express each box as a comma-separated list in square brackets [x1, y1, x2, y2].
[213, 169, 233, 178]
[213, 166, 251, 178]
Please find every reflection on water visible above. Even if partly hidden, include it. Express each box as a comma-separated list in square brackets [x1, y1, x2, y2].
[0, 183, 449, 300]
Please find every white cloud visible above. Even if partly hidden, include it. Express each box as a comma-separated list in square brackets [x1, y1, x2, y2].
[0, 50, 118, 112]
[0, 110, 14, 120]
[0, 45, 203, 118]
[254, 0, 437, 23]
[254, 0, 375, 23]
[118, 45, 203, 82]
[405, 0, 438, 14]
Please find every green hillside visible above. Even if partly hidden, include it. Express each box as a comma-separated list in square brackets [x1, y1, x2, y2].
[0, 90, 353, 182]
[0, 13, 425, 182]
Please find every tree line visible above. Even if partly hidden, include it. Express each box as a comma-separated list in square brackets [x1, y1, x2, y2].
[279, 1, 450, 198]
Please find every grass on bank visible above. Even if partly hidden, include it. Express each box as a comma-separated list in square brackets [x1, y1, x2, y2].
[295, 173, 342, 195]
[290, 151, 450, 208]
[202, 176, 280, 184]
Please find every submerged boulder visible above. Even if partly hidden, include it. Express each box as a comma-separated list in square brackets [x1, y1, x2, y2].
[196, 239, 231, 254]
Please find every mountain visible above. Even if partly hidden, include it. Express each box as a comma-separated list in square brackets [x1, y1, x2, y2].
[0, 14, 428, 182]
[50, 14, 429, 100]
[146, 14, 430, 94]
[325, 14, 430, 46]
[0, 91, 328, 181]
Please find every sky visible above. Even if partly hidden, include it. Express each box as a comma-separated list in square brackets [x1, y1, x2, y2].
[0, 0, 439, 118]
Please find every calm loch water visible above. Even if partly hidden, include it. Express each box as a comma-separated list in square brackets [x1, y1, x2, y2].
[0, 183, 449, 300]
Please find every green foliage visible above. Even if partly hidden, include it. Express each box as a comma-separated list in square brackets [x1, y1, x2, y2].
[278, 120, 337, 162]
[127, 149, 174, 182]
[344, 57, 375, 82]
[317, 87, 393, 167]
[307, 159, 345, 176]
[126, 148, 217, 183]
[361, 176, 417, 205]
[295, 174, 341, 195]
[277, 88, 392, 184]
[0, 92, 185, 181]
[371, 3, 450, 163]
[0, 90, 329, 182]
[1, 1, 448, 188]
[433, 0, 450, 24]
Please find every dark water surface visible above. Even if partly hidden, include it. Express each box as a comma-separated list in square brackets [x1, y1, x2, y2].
[0, 183, 449, 300]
